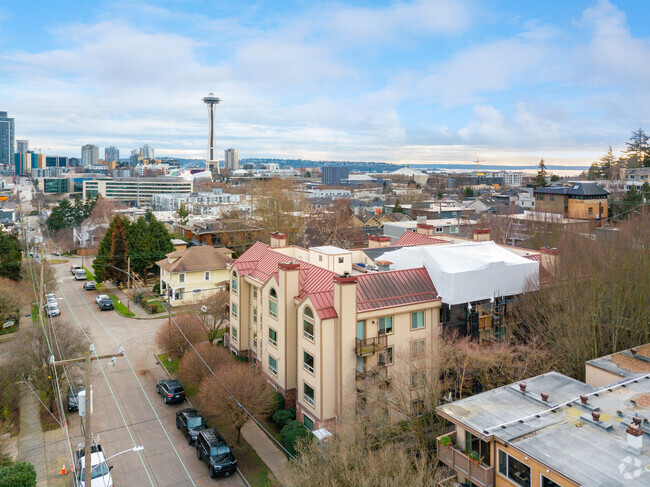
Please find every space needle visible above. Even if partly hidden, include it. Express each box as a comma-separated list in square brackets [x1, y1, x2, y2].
[202, 93, 221, 174]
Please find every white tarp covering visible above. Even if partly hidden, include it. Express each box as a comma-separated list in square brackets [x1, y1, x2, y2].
[377, 241, 539, 305]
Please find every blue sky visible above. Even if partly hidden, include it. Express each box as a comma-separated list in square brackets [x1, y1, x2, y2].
[1, 0, 649, 169]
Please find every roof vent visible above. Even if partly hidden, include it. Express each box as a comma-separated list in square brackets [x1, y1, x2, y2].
[541, 392, 549, 402]
[633, 416, 642, 425]
[580, 395, 588, 404]
[519, 382, 527, 392]
[592, 411, 600, 422]
[630, 348, 638, 356]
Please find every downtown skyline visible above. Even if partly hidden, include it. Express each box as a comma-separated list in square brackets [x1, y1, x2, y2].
[1, 0, 649, 169]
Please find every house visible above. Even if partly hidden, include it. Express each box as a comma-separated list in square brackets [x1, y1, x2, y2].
[382, 218, 477, 242]
[436, 344, 650, 487]
[156, 246, 234, 306]
[534, 182, 609, 220]
[227, 232, 549, 431]
[465, 196, 499, 213]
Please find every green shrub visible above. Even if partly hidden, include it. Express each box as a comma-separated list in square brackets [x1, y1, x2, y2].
[270, 391, 285, 413]
[152, 282, 160, 294]
[272, 408, 296, 427]
[150, 304, 158, 313]
[280, 420, 311, 456]
[233, 354, 249, 363]
[0, 461, 37, 487]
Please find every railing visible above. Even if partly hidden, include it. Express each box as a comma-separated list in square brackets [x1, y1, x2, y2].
[355, 335, 387, 356]
[436, 432, 494, 487]
[355, 365, 388, 381]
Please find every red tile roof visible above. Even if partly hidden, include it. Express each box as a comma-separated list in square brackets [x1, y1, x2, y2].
[394, 232, 448, 246]
[356, 267, 440, 312]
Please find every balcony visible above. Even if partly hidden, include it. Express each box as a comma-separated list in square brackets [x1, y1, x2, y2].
[436, 432, 494, 487]
[356, 335, 387, 357]
[355, 365, 388, 381]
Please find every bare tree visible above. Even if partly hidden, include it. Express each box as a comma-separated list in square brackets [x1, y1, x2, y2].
[177, 342, 231, 390]
[0, 277, 32, 324]
[154, 315, 206, 360]
[198, 361, 275, 443]
[190, 292, 230, 343]
[252, 178, 307, 244]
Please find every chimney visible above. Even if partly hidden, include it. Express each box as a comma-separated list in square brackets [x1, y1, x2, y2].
[473, 228, 491, 241]
[519, 382, 527, 392]
[539, 247, 559, 275]
[270, 232, 287, 248]
[626, 422, 643, 451]
[368, 235, 392, 249]
[416, 223, 434, 236]
[375, 260, 392, 272]
[416, 215, 426, 223]
[541, 392, 549, 402]
[580, 395, 588, 404]
[592, 411, 600, 422]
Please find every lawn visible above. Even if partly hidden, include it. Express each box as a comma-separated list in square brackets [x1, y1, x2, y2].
[108, 294, 136, 317]
[83, 266, 95, 280]
[31, 303, 39, 322]
[156, 353, 180, 374]
[48, 259, 69, 264]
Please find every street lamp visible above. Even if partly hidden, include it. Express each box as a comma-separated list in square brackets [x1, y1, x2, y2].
[104, 445, 144, 463]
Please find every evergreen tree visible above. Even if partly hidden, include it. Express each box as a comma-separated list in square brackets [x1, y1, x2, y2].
[93, 218, 115, 283]
[175, 202, 189, 225]
[599, 146, 618, 180]
[550, 174, 560, 182]
[127, 210, 174, 285]
[533, 159, 549, 188]
[392, 199, 404, 213]
[0, 230, 23, 281]
[107, 215, 129, 285]
[463, 186, 474, 198]
[624, 128, 650, 168]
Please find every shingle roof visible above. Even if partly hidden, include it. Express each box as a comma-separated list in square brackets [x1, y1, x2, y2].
[356, 268, 439, 312]
[394, 232, 448, 246]
[534, 182, 609, 196]
[156, 246, 234, 273]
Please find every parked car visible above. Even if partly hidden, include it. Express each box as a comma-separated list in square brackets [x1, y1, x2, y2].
[98, 298, 114, 311]
[74, 269, 87, 281]
[45, 293, 56, 301]
[74, 443, 114, 487]
[83, 281, 97, 291]
[67, 382, 84, 412]
[44, 302, 61, 318]
[95, 295, 110, 305]
[156, 379, 186, 404]
[70, 265, 82, 275]
[176, 408, 208, 445]
[196, 428, 237, 478]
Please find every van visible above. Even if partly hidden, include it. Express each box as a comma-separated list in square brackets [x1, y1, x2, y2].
[74, 269, 87, 281]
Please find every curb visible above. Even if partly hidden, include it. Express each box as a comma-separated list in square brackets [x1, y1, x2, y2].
[151, 351, 252, 487]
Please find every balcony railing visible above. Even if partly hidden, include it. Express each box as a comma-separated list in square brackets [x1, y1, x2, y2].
[436, 432, 494, 487]
[356, 335, 387, 357]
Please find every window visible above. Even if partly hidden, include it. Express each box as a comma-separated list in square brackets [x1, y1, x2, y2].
[588, 207, 593, 214]
[253, 332, 257, 349]
[253, 307, 257, 323]
[450, 226, 458, 234]
[303, 307, 314, 341]
[411, 399, 424, 416]
[269, 355, 277, 376]
[269, 288, 278, 319]
[269, 328, 277, 347]
[378, 316, 393, 335]
[410, 370, 425, 389]
[231, 271, 237, 294]
[303, 414, 314, 431]
[541, 476, 562, 487]
[537, 194, 544, 201]
[231, 303, 237, 318]
[253, 287, 257, 299]
[231, 326, 238, 342]
[378, 347, 393, 366]
[435, 227, 443, 233]
[304, 383, 315, 407]
[204, 271, 210, 281]
[338, 256, 344, 264]
[550, 195, 555, 201]
[319, 255, 323, 262]
[179, 273, 185, 284]
[303, 351, 314, 374]
[411, 311, 425, 330]
[498, 449, 531, 487]
[411, 339, 425, 359]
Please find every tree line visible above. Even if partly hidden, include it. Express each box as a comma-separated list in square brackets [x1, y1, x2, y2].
[587, 128, 650, 180]
[45, 196, 97, 231]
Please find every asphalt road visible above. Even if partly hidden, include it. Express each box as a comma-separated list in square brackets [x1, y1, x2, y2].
[49, 258, 246, 487]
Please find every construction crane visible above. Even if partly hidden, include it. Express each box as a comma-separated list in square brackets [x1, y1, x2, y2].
[474, 157, 484, 175]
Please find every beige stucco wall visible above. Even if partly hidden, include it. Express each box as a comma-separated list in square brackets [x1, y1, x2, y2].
[585, 363, 624, 388]
[161, 267, 229, 306]
[567, 198, 607, 219]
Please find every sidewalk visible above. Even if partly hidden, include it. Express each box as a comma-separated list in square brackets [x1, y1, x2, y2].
[241, 421, 290, 484]
[100, 281, 168, 320]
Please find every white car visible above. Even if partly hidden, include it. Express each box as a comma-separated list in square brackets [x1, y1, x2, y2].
[75, 444, 114, 487]
[44, 302, 61, 318]
[95, 295, 110, 305]
[45, 293, 56, 301]
[74, 269, 88, 281]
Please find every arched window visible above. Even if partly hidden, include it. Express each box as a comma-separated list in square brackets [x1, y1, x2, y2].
[269, 288, 278, 319]
[231, 270, 238, 295]
[303, 306, 314, 341]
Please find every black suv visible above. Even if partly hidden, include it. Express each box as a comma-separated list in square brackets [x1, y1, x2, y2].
[156, 379, 186, 404]
[98, 298, 114, 311]
[176, 408, 208, 444]
[67, 383, 84, 412]
[196, 428, 237, 478]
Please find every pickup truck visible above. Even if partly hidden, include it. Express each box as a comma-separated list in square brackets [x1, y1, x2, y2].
[70, 265, 82, 275]
[74, 444, 114, 487]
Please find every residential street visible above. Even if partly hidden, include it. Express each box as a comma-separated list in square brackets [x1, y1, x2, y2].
[49, 256, 246, 487]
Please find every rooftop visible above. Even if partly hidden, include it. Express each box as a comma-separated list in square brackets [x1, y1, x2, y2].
[534, 182, 610, 197]
[310, 245, 352, 255]
[156, 245, 234, 273]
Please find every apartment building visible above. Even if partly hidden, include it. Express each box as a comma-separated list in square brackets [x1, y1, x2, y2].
[228, 232, 545, 431]
[436, 345, 650, 487]
[83, 177, 192, 205]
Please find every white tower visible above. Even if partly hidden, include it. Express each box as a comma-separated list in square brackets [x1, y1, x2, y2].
[202, 93, 221, 174]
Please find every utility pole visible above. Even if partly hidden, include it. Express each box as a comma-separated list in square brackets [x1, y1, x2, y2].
[127, 257, 131, 313]
[51, 345, 123, 484]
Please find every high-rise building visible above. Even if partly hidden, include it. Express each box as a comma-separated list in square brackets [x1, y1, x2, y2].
[81, 144, 99, 166]
[225, 148, 239, 171]
[322, 166, 349, 186]
[0, 112, 15, 167]
[140, 144, 154, 159]
[130, 149, 141, 166]
[105, 146, 119, 163]
[17, 140, 29, 154]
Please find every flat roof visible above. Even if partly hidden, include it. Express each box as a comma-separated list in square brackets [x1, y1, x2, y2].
[310, 245, 351, 255]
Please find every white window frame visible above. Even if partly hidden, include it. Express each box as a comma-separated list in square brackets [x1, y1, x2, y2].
[303, 307, 314, 341]
[303, 382, 315, 407]
[232, 302, 237, 318]
[269, 288, 278, 319]
[378, 316, 393, 335]
[411, 311, 425, 330]
[178, 273, 185, 284]
[303, 351, 314, 374]
[269, 328, 277, 347]
[231, 326, 238, 342]
[269, 355, 277, 376]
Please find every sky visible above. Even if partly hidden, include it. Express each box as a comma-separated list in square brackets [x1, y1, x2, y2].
[1, 0, 650, 169]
